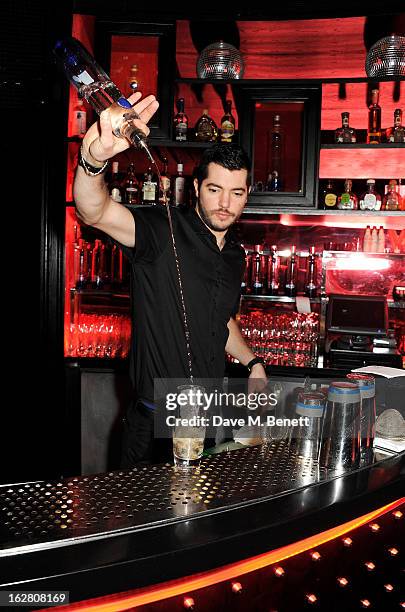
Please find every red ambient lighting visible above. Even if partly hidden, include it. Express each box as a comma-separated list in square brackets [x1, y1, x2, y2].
[37, 498, 404, 612]
[183, 597, 195, 609]
[306, 593, 318, 604]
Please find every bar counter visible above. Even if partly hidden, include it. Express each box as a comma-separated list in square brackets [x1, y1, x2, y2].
[0, 439, 404, 610]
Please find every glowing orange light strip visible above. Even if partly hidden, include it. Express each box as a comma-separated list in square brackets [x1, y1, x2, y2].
[41, 498, 404, 612]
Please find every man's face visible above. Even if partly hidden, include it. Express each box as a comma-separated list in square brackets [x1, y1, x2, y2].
[194, 162, 249, 232]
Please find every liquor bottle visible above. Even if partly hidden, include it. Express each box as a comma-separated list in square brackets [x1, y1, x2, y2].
[241, 252, 252, 294]
[334, 112, 357, 143]
[91, 239, 106, 289]
[75, 239, 90, 290]
[109, 161, 123, 203]
[320, 179, 338, 209]
[359, 179, 382, 211]
[220, 100, 236, 142]
[363, 226, 372, 252]
[266, 245, 279, 295]
[53, 36, 154, 162]
[129, 63, 138, 92]
[159, 157, 171, 205]
[195, 109, 218, 142]
[268, 114, 283, 191]
[110, 243, 121, 289]
[337, 179, 358, 210]
[285, 245, 298, 298]
[377, 227, 385, 253]
[174, 98, 188, 142]
[370, 226, 378, 252]
[386, 109, 405, 143]
[305, 246, 317, 298]
[251, 245, 264, 295]
[142, 167, 158, 205]
[266, 171, 281, 192]
[173, 163, 186, 207]
[71, 98, 87, 136]
[123, 162, 139, 205]
[383, 179, 401, 211]
[367, 89, 382, 144]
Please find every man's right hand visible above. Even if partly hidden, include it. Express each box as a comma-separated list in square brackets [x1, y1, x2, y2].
[81, 91, 159, 165]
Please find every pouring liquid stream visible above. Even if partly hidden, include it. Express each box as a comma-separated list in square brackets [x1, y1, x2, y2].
[139, 144, 194, 384]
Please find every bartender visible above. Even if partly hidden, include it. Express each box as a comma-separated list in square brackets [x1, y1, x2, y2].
[73, 91, 268, 466]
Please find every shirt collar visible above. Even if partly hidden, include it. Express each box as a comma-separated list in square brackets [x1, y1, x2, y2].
[182, 206, 240, 247]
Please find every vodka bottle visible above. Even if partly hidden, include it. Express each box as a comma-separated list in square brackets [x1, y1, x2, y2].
[363, 226, 372, 252]
[53, 37, 154, 162]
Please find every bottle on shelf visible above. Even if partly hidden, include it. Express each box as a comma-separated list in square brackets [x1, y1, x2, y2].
[110, 243, 122, 289]
[75, 239, 90, 290]
[320, 179, 338, 210]
[334, 112, 357, 143]
[267, 114, 283, 191]
[142, 167, 158, 205]
[359, 179, 382, 211]
[285, 245, 298, 298]
[266, 170, 282, 192]
[377, 226, 385, 253]
[305, 246, 317, 298]
[172, 162, 186, 207]
[251, 245, 265, 295]
[367, 89, 382, 144]
[266, 245, 279, 295]
[337, 179, 358, 210]
[370, 226, 378, 252]
[386, 109, 405, 143]
[109, 161, 123, 203]
[123, 162, 139, 205]
[220, 99, 236, 143]
[174, 98, 188, 142]
[195, 109, 218, 142]
[129, 63, 138, 92]
[54, 37, 154, 162]
[383, 179, 402, 211]
[363, 226, 372, 252]
[241, 250, 252, 295]
[159, 157, 171, 205]
[71, 98, 87, 137]
[91, 239, 107, 289]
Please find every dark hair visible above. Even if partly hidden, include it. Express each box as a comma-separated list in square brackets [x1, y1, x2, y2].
[194, 143, 251, 189]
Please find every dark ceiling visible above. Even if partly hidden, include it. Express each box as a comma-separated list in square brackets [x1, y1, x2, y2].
[72, 2, 405, 23]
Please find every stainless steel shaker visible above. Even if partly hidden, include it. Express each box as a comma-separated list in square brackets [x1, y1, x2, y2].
[292, 391, 325, 460]
[346, 373, 376, 465]
[319, 381, 361, 473]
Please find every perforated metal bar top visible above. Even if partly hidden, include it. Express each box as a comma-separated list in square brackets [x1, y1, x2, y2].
[0, 441, 398, 552]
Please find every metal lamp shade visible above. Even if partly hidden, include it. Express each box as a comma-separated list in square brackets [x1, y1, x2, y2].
[197, 41, 245, 79]
[365, 35, 405, 78]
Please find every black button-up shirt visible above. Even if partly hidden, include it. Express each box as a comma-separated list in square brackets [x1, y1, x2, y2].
[120, 205, 245, 403]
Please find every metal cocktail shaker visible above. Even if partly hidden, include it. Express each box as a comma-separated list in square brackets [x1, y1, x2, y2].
[319, 381, 361, 473]
[292, 391, 325, 460]
[346, 373, 376, 465]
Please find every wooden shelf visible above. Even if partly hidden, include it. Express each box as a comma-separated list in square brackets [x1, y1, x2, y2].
[242, 207, 405, 216]
[319, 147, 405, 179]
[176, 77, 405, 85]
[149, 140, 214, 148]
[241, 295, 320, 303]
[321, 143, 405, 149]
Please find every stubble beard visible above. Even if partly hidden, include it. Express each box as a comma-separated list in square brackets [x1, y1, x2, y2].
[196, 199, 241, 232]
